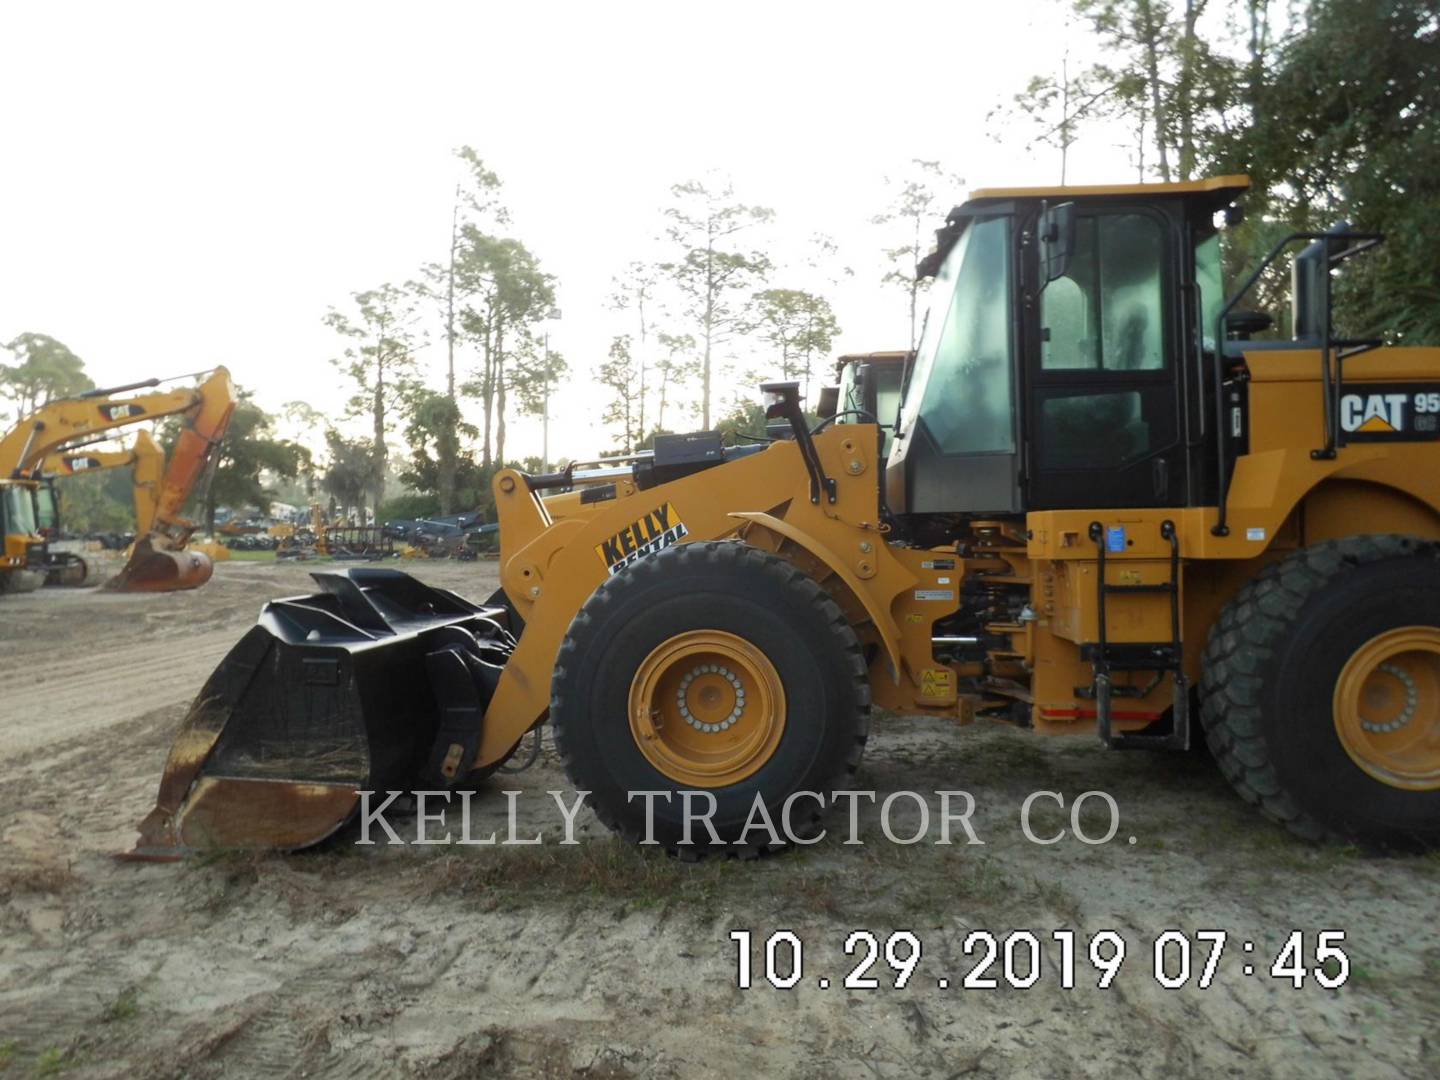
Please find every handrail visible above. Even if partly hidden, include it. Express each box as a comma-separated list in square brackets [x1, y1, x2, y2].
[1210, 228, 1382, 536]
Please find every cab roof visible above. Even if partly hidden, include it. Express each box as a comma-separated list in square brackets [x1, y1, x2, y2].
[835, 350, 909, 374]
[962, 173, 1251, 211]
[917, 174, 1252, 279]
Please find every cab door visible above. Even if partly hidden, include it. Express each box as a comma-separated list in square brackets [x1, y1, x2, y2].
[1024, 207, 1185, 509]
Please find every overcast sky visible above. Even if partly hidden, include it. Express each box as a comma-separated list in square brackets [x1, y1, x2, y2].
[0, 0, 1138, 463]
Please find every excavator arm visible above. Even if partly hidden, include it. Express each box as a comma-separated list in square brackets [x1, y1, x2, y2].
[0, 370, 231, 478]
[41, 429, 165, 536]
[4, 368, 239, 591]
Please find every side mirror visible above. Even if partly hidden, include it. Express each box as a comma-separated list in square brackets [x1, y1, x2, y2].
[1038, 201, 1077, 283]
[815, 385, 839, 419]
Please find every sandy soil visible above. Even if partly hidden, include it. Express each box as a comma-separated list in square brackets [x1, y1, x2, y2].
[1, 555, 1437, 1078]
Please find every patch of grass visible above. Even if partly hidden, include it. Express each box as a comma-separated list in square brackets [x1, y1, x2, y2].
[1027, 875, 1083, 924]
[0, 1040, 17, 1070]
[32, 1048, 67, 1077]
[100, 987, 139, 1023]
[220, 549, 277, 562]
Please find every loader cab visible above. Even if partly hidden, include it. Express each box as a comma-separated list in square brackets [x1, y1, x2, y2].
[832, 351, 908, 458]
[0, 478, 43, 569]
[886, 176, 1251, 519]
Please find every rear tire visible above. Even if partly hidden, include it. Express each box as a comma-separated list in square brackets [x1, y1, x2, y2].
[1200, 535, 1440, 848]
[551, 541, 869, 855]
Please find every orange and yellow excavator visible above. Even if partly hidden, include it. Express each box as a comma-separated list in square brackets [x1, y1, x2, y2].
[1, 368, 238, 592]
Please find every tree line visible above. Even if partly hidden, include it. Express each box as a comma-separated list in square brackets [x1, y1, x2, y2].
[314, 150, 962, 522]
[997, 0, 1437, 341]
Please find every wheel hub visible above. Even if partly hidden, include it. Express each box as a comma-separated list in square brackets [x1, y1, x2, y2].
[629, 630, 786, 787]
[676, 664, 746, 733]
[1333, 626, 1440, 791]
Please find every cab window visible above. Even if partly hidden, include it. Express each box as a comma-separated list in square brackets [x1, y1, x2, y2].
[910, 215, 1015, 454]
[1041, 212, 1165, 372]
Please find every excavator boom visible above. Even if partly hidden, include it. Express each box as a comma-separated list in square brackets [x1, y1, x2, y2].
[4, 368, 239, 592]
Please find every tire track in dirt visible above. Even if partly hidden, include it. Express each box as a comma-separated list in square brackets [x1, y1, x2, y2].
[0, 628, 239, 759]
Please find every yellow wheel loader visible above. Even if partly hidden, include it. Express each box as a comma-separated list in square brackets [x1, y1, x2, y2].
[1, 368, 238, 592]
[135, 175, 1440, 857]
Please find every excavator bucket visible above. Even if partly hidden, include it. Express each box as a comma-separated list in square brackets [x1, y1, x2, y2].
[128, 567, 514, 859]
[104, 535, 214, 592]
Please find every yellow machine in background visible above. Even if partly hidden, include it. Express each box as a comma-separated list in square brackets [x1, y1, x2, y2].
[1, 368, 238, 592]
[0, 477, 45, 593]
[135, 176, 1440, 858]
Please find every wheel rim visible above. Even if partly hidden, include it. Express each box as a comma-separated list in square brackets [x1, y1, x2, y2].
[628, 630, 786, 788]
[1333, 626, 1440, 791]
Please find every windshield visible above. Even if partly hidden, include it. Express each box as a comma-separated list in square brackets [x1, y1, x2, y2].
[3, 484, 40, 537]
[895, 215, 1014, 457]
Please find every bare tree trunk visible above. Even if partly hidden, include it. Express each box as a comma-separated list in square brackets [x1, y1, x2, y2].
[372, 380, 386, 525]
[438, 195, 459, 513]
[908, 214, 921, 350]
[636, 291, 648, 439]
[1175, 0, 1204, 181]
[372, 314, 388, 526]
[1136, 97, 1148, 180]
[495, 318, 507, 468]
[480, 311, 496, 469]
[1059, 52, 1071, 185]
[701, 238, 715, 429]
[1138, 0, 1171, 182]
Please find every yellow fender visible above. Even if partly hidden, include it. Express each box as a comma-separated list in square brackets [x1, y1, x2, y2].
[727, 510, 903, 683]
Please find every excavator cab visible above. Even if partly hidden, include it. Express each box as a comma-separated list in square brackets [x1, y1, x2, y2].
[887, 176, 1249, 518]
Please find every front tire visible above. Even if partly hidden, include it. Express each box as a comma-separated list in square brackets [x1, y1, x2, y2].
[1200, 535, 1440, 848]
[551, 541, 869, 855]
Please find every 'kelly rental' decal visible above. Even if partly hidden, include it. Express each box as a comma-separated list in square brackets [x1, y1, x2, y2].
[595, 502, 689, 576]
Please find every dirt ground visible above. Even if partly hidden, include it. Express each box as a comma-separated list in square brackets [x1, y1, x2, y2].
[1, 554, 1437, 1079]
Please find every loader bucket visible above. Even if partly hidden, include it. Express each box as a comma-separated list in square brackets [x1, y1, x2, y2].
[127, 567, 515, 859]
[105, 535, 214, 592]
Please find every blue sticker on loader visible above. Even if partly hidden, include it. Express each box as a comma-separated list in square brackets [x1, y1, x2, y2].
[1106, 526, 1126, 553]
